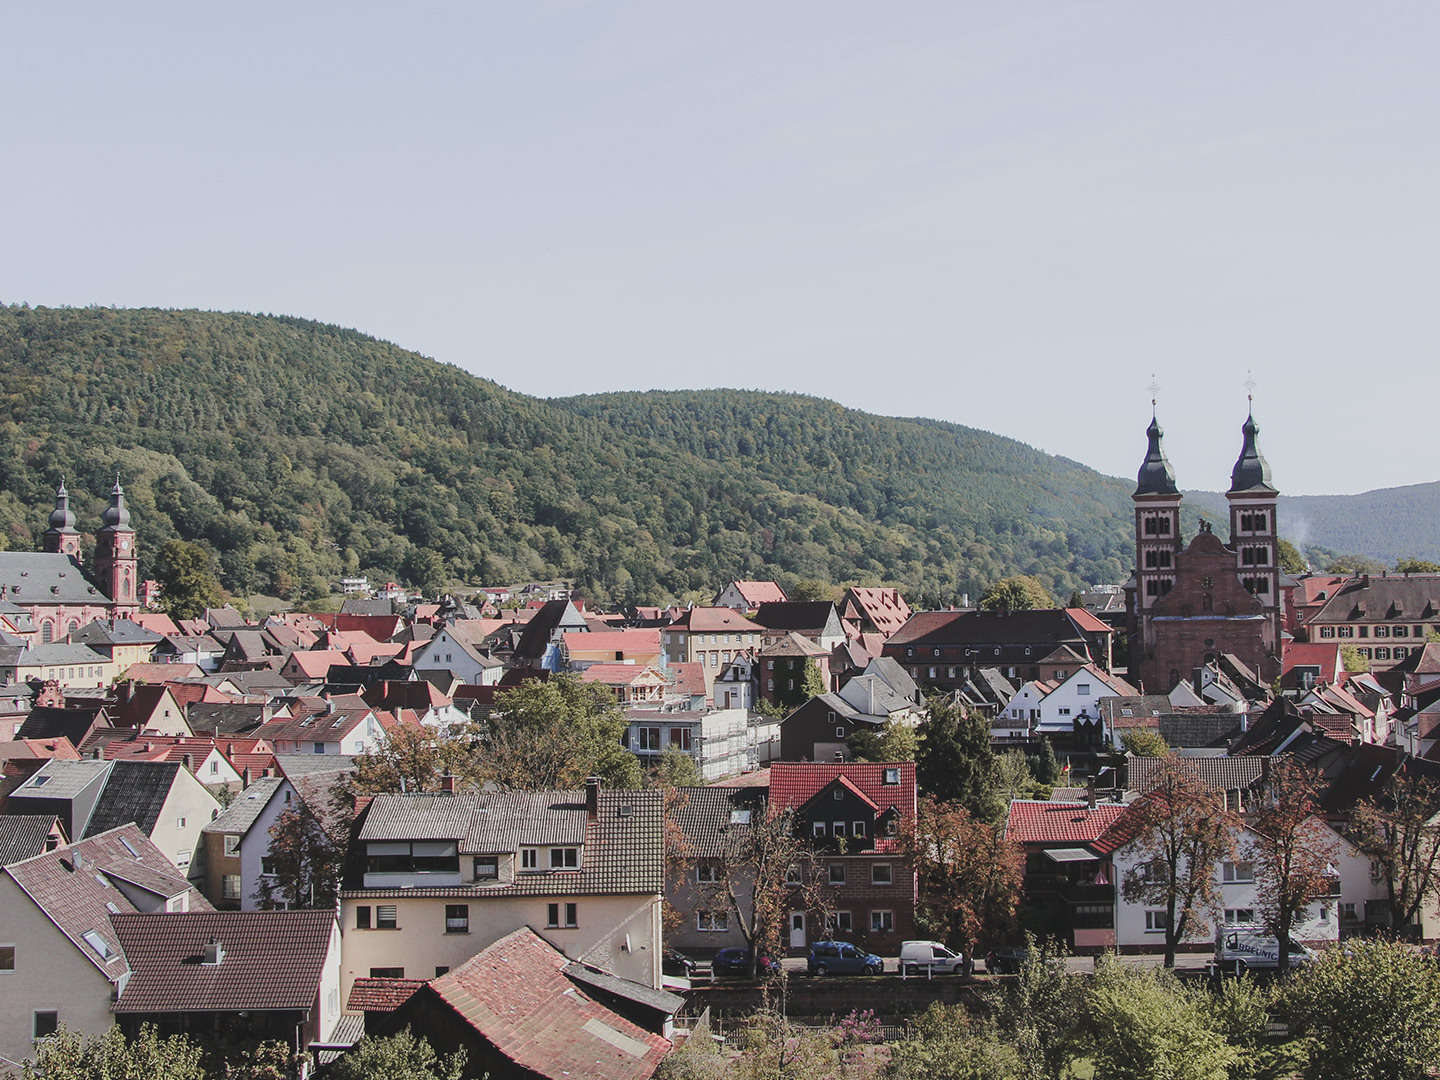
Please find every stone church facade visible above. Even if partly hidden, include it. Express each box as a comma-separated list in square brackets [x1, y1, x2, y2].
[1125, 410, 1283, 692]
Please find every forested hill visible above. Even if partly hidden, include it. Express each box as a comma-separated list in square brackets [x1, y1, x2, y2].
[0, 305, 1147, 605]
[0, 306, 1425, 608]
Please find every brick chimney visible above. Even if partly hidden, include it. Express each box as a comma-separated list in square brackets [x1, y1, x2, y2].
[439, 774, 456, 794]
[585, 776, 600, 821]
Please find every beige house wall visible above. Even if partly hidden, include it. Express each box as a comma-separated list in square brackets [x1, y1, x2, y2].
[0, 876, 118, 1066]
[148, 769, 222, 878]
[339, 893, 661, 1010]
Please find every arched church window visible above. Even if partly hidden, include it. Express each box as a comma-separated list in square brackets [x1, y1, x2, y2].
[66, 620, 79, 636]
[40, 621, 54, 644]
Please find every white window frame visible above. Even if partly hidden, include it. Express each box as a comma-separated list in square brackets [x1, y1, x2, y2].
[223, 834, 240, 858]
[1145, 909, 1168, 932]
[870, 909, 894, 932]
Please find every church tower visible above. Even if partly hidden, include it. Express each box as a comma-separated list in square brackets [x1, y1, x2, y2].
[1130, 411, 1184, 662]
[1226, 406, 1282, 658]
[42, 480, 82, 562]
[94, 477, 139, 617]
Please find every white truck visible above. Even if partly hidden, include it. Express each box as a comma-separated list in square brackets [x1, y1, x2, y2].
[1213, 925, 1317, 972]
[898, 940, 969, 976]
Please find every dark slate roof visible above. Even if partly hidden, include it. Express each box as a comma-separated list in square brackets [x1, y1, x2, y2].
[1126, 755, 1267, 795]
[563, 961, 684, 1016]
[668, 786, 764, 859]
[202, 777, 284, 837]
[187, 702, 268, 735]
[1309, 574, 1440, 625]
[112, 909, 337, 1014]
[1157, 708, 1246, 749]
[886, 608, 1106, 649]
[0, 814, 60, 865]
[83, 760, 184, 838]
[0, 552, 109, 605]
[17, 705, 108, 743]
[1228, 410, 1276, 495]
[343, 788, 662, 899]
[1135, 414, 1179, 496]
[70, 620, 164, 647]
[752, 602, 839, 633]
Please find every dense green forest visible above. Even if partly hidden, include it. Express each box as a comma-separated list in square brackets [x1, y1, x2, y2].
[0, 306, 1430, 608]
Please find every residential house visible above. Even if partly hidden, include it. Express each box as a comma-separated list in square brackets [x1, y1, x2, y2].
[778, 675, 924, 763]
[337, 781, 663, 1010]
[757, 632, 830, 708]
[411, 622, 506, 686]
[111, 909, 344, 1052]
[768, 762, 918, 953]
[713, 580, 787, 612]
[0, 642, 118, 691]
[666, 786, 766, 954]
[713, 654, 755, 711]
[624, 707, 748, 780]
[752, 602, 848, 653]
[883, 608, 1115, 693]
[1304, 572, 1440, 670]
[358, 927, 671, 1080]
[584, 665, 669, 707]
[0, 824, 207, 1065]
[8, 758, 220, 877]
[257, 697, 389, 756]
[67, 619, 163, 677]
[200, 777, 294, 909]
[561, 629, 665, 672]
[662, 608, 764, 693]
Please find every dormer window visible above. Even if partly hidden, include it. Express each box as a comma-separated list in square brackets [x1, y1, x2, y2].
[883, 768, 900, 785]
[549, 847, 579, 869]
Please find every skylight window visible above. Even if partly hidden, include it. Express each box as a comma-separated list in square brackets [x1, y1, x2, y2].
[119, 836, 140, 858]
[81, 930, 114, 960]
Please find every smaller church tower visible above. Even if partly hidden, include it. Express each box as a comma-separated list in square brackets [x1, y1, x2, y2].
[94, 477, 139, 617]
[1226, 406, 1281, 657]
[42, 480, 82, 562]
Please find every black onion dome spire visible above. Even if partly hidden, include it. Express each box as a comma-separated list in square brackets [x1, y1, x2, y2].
[1228, 409, 1276, 494]
[99, 476, 132, 530]
[1135, 414, 1179, 496]
[48, 480, 76, 532]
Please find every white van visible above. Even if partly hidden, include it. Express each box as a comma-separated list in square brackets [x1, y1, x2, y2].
[899, 940, 968, 976]
[1214, 925, 1317, 972]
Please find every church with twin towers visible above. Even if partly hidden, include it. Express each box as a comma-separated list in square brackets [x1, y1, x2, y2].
[1124, 402, 1284, 693]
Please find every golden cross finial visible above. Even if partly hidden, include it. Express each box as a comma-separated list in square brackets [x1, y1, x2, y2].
[1147, 374, 1161, 415]
[1244, 370, 1257, 408]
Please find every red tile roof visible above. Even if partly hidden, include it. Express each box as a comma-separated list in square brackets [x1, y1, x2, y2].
[1004, 800, 1129, 846]
[112, 909, 337, 1014]
[1064, 607, 1115, 635]
[1283, 643, 1344, 684]
[728, 581, 788, 606]
[425, 927, 669, 1080]
[768, 762, 916, 852]
[562, 629, 663, 656]
[347, 976, 426, 1012]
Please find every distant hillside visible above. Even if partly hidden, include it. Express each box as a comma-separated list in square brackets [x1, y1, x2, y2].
[0, 306, 1430, 606]
[1185, 485, 1440, 565]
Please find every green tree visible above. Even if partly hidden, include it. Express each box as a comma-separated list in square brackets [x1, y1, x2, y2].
[885, 1005, 1027, 1080]
[786, 580, 840, 603]
[1340, 645, 1370, 673]
[984, 938, 1084, 1080]
[1032, 737, 1061, 785]
[486, 672, 642, 789]
[1323, 553, 1384, 575]
[649, 747, 702, 788]
[994, 749, 1035, 803]
[1283, 939, 1440, 1080]
[1396, 558, 1440, 573]
[800, 658, 827, 698]
[329, 1029, 466, 1080]
[979, 574, 1054, 615]
[1277, 538, 1307, 574]
[1121, 729, 1170, 758]
[846, 718, 918, 762]
[151, 538, 228, 619]
[918, 696, 1000, 820]
[23, 1024, 205, 1080]
[1082, 958, 1241, 1080]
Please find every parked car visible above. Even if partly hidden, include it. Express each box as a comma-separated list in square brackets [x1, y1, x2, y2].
[712, 947, 781, 977]
[984, 945, 1030, 974]
[807, 940, 884, 976]
[662, 947, 697, 978]
[1213, 925, 1317, 973]
[898, 940, 969, 976]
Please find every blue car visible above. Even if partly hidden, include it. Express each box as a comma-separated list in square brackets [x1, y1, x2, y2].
[807, 940, 884, 976]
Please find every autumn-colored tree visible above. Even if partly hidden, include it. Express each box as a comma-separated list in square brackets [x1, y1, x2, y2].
[1250, 759, 1337, 973]
[1349, 771, 1440, 935]
[253, 799, 345, 910]
[1117, 759, 1234, 968]
[902, 797, 1022, 957]
[696, 804, 829, 978]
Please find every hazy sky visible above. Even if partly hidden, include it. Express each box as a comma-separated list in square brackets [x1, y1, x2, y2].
[5, 2, 1436, 496]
